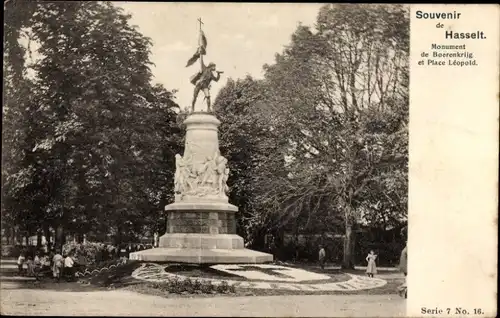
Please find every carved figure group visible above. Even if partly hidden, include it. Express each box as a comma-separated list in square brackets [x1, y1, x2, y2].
[174, 151, 229, 199]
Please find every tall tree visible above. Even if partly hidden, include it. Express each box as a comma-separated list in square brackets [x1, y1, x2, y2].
[2, 0, 40, 243]
[3, 1, 182, 247]
[214, 76, 288, 248]
[259, 4, 409, 267]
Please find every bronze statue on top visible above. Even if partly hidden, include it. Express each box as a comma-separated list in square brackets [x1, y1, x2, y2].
[186, 18, 223, 113]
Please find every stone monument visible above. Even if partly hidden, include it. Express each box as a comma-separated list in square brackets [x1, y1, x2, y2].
[130, 19, 272, 264]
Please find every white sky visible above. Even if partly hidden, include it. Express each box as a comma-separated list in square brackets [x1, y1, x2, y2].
[116, 2, 323, 110]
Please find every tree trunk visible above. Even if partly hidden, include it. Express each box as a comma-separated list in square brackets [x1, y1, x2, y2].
[342, 224, 356, 269]
[115, 224, 123, 247]
[15, 227, 20, 245]
[9, 227, 14, 245]
[55, 225, 65, 252]
[43, 225, 51, 251]
[37, 230, 43, 247]
[293, 224, 299, 261]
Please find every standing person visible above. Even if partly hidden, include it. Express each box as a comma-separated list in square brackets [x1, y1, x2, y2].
[102, 245, 109, 261]
[95, 245, 103, 264]
[365, 250, 378, 278]
[398, 242, 408, 298]
[318, 245, 326, 270]
[64, 253, 75, 282]
[153, 232, 159, 248]
[126, 244, 132, 258]
[26, 256, 35, 277]
[17, 252, 26, 276]
[52, 251, 64, 282]
[270, 237, 277, 261]
[119, 244, 127, 260]
[33, 252, 42, 281]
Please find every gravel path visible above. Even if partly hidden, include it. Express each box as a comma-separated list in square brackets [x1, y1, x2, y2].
[1, 281, 405, 317]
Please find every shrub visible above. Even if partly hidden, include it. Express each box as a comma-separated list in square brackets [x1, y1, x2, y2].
[216, 280, 230, 294]
[142, 277, 236, 295]
[1, 245, 17, 257]
[200, 280, 215, 294]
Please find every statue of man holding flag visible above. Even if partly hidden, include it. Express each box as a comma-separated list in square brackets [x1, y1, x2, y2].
[186, 18, 223, 113]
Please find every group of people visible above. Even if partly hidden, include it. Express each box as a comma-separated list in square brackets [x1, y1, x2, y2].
[317, 241, 408, 298]
[17, 250, 77, 282]
[317, 245, 381, 276]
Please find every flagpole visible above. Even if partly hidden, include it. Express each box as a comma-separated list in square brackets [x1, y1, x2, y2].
[198, 18, 204, 70]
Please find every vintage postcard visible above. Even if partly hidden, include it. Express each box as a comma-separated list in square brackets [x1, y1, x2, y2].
[1, 2, 498, 317]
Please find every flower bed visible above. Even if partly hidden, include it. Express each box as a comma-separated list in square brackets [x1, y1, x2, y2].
[142, 277, 236, 295]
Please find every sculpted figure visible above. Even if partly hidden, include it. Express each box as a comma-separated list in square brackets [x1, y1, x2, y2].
[184, 163, 197, 193]
[174, 154, 184, 194]
[215, 155, 228, 194]
[176, 153, 196, 195]
[220, 167, 230, 196]
[200, 155, 217, 188]
[190, 61, 223, 113]
[185, 20, 223, 113]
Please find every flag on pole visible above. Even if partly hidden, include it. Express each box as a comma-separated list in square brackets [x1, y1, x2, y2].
[200, 30, 207, 53]
[186, 30, 208, 67]
[186, 52, 200, 68]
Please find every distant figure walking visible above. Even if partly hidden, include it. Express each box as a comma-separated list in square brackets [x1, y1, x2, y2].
[365, 250, 378, 277]
[318, 245, 326, 270]
[398, 242, 408, 298]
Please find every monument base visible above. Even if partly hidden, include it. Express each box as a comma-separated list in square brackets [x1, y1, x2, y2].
[129, 247, 273, 264]
[129, 112, 273, 265]
[158, 233, 244, 249]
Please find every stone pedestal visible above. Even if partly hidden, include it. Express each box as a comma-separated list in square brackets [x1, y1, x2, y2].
[130, 112, 273, 264]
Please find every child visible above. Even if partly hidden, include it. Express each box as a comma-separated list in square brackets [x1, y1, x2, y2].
[17, 252, 26, 276]
[64, 254, 75, 282]
[52, 252, 64, 282]
[26, 256, 35, 277]
[41, 254, 51, 277]
[365, 250, 378, 278]
[33, 252, 42, 280]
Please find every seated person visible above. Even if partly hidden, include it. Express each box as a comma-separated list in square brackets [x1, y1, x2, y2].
[40, 254, 52, 276]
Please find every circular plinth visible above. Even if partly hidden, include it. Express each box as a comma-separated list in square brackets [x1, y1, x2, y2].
[184, 112, 221, 127]
[129, 247, 273, 264]
[165, 202, 238, 212]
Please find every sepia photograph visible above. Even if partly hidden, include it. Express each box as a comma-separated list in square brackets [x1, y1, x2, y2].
[2, 2, 496, 317]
